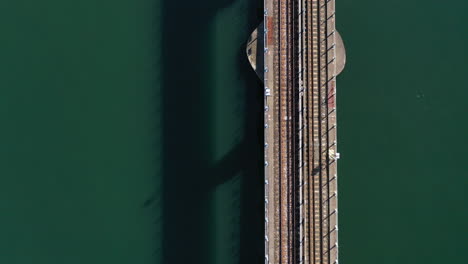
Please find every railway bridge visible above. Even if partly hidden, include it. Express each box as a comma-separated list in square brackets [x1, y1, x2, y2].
[247, 0, 346, 263]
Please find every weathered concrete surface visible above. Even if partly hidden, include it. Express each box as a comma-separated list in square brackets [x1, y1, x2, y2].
[246, 22, 265, 81]
[336, 31, 346, 75]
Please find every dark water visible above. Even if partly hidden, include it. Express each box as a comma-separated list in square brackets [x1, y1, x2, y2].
[0, 0, 263, 263]
[1, 0, 467, 263]
[159, 0, 264, 263]
[337, 1, 468, 264]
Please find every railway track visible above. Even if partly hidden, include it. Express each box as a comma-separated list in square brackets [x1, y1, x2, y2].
[269, 0, 338, 263]
[273, 0, 295, 262]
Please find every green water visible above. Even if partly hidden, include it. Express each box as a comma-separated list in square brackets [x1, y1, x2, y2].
[0, 0, 263, 263]
[1, 0, 467, 263]
[0, 0, 158, 262]
[337, 1, 468, 263]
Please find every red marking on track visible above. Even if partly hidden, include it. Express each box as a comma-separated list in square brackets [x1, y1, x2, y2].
[266, 16, 274, 46]
[328, 81, 336, 108]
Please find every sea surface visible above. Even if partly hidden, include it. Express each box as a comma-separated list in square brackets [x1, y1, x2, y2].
[0, 0, 466, 264]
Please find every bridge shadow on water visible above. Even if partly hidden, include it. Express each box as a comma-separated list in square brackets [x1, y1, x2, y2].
[147, 0, 264, 263]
